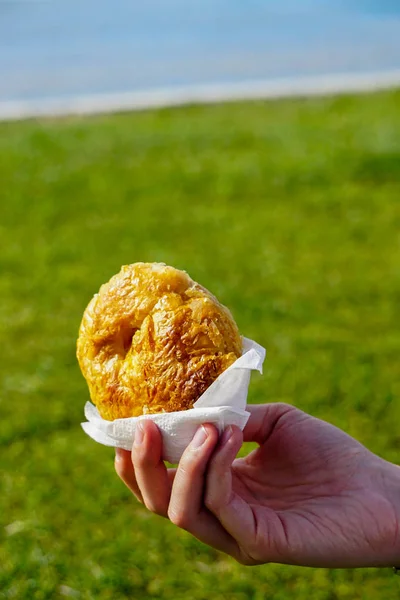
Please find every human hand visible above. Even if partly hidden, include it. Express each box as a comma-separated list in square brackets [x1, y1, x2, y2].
[115, 403, 400, 568]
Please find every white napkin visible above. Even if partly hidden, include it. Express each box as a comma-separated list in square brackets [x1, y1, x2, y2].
[81, 337, 266, 463]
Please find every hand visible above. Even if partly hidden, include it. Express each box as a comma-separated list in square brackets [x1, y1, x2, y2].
[115, 403, 400, 568]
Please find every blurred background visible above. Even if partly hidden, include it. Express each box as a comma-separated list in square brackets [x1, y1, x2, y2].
[1, 2, 400, 599]
[1, 0, 400, 109]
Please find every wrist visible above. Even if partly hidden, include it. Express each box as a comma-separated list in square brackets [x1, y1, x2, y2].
[372, 456, 400, 567]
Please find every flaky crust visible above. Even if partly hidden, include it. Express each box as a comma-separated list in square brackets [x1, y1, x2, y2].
[77, 263, 242, 420]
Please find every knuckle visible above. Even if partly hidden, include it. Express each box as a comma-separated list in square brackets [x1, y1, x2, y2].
[235, 552, 258, 566]
[177, 457, 201, 482]
[167, 506, 191, 530]
[237, 542, 266, 566]
[204, 492, 219, 515]
[176, 464, 194, 483]
[146, 501, 167, 518]
[132, 449, 153, 469]
[208, 451, 223, 472]
[114, 459, 129, 480]
[181, 447, 202, 467]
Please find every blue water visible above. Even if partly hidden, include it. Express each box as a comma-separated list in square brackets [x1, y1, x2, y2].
[0, 0, 399, 102]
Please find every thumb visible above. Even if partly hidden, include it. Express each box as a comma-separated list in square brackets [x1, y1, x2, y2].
[243, 403, 297, 444]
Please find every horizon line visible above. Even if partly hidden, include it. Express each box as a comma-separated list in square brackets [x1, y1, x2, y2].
[1, 69, 400, 121]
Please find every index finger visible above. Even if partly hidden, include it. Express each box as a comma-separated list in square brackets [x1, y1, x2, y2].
[132, 420, 175, 517]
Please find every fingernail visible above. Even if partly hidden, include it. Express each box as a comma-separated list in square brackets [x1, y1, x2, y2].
[191, 425, 208, 448]
[134, 422, 144, 447]
[220, 426, 233, 447]
[115, 447, 123, 462]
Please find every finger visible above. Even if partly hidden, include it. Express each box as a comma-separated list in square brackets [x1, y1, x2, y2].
[205, 426, 259, 549]
[132, 420, 173, 517]
[168, 424, 241, 558]
[243, 403, 297, 444]
[114, 448, 143, 503]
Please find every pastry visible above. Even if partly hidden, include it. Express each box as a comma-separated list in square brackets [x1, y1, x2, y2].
[77, 262, 242, 420]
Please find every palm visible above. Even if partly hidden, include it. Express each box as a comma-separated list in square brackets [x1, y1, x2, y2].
[228, 407, 396, 567]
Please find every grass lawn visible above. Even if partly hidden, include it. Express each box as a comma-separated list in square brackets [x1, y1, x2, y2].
[1, 90, 400, 600]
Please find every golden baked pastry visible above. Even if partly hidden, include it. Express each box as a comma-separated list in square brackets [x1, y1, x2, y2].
[77, 263, 242, 420]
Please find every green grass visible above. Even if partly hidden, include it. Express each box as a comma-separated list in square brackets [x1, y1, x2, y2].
[1, 90, 400, 599]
